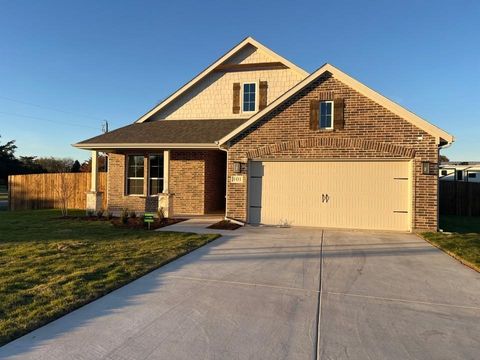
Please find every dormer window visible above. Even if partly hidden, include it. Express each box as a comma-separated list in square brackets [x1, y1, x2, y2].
[319, 100, 334, 129]
[243, 83, 257, 112]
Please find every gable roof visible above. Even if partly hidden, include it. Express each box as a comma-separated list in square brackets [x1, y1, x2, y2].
[218, 63, 454, 145]
[135, 37, 309, 123]
[74, 119, 247, 150]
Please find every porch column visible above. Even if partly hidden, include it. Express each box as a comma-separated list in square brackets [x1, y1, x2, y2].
[163, 149, 170, 193]
[158, 150, 172, 218]
[90, 150, 98, 192]
[86, 150, 103, 212]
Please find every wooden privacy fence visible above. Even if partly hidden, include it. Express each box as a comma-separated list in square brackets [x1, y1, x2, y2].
[8, 173, 107, 211]
[439, 181, 480, 216]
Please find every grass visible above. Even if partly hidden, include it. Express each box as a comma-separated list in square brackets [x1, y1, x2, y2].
[0, 209, 219, 345]
[422, 215, 480, 272]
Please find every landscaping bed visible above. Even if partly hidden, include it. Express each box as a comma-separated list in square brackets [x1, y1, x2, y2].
[207, 220, 242, 230]
[54, 214, 186, 230]
[0, 209, 219, 346]
[422, 215, 480, 272]
[110, 217, 185, 230]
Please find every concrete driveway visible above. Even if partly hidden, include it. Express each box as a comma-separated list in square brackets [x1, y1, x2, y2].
[0, 226, 479, 359]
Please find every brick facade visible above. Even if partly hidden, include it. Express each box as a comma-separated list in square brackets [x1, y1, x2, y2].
[170, 150, 226, 215]
[107, 153, 159, 213]
[225, 73, 439, 231]
[107, 150, 226, 216]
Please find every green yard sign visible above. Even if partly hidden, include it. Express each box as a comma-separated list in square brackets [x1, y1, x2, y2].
[144, 213, 155, 229]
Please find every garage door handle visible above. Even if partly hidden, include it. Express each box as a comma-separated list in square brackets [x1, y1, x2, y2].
[322, 194, 330, 203]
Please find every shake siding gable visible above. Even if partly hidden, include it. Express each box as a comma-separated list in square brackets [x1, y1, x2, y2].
[226, 73, 439, 231]
[150, 45, 306, 121]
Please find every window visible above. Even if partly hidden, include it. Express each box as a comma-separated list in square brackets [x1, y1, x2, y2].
[149, 154, 164, 195]
[319, 101, 334, 129]
[456, 170, 463, 181]
[441, 170, 447, 176]
[126, 155, 144, 195]
[243, 83, 256, 112]
[468, 173, 477, 179]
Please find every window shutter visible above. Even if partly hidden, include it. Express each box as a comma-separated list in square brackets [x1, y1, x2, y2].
[259, 81, 268, 110]
[232, 83, 241, 114]
[309, 99, 319, 130]
[333, 98, 345, 130]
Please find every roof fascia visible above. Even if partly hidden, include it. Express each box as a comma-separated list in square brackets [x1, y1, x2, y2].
[73, 143, 219, 150]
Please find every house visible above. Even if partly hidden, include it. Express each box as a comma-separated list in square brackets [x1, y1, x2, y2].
[439, 162, 480, 182]
[75, 37, 454, 232]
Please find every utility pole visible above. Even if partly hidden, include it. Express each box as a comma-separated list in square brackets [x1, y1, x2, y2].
[102, 120, 109, 133]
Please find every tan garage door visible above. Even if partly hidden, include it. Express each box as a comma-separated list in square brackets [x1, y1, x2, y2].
[248, 160, 411, 231]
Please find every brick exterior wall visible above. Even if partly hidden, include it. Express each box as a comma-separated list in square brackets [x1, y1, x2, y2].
[106, 151, 226, 216]
[107, 153, 159, 213]
[170, 150, 226, 215]
[226, 73, 439, 231]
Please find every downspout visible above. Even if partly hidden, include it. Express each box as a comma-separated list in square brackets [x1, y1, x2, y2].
[216, 140, 245, 226]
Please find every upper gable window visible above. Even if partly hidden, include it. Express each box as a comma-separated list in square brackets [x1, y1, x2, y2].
[319, 101, 334, 129]
[243, 83, 257, 112]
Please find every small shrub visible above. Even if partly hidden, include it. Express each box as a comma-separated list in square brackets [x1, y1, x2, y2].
[129, 211, 137, 219]
[120, 208, 129, 224]
[96, 209, 104, 218]
[106, 211, 114, 220]
[86, 209, 95, 217]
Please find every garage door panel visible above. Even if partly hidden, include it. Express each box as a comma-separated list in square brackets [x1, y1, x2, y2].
[248, 161, 410, 231]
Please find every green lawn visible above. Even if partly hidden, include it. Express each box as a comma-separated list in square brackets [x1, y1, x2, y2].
[423, 216, 480, 272]
[0, 210, 218, 345]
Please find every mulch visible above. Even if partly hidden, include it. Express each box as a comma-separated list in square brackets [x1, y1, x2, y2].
[207, 220, 242, 230]
[54, 215, 186, 230]
[111, 217, 185, 230]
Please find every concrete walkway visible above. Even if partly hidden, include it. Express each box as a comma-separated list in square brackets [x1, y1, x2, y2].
[1, 227, 479, 359]
[156, 217, 233, 235]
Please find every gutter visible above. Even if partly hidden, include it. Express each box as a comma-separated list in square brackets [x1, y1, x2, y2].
[73, 142, 219, 150]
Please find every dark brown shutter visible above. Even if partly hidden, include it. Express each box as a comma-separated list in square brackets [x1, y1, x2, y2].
[232, 83, 241, 114]
[333, 98, 344, 130]
[309, 99, 319, 130]
[259, 81, 268, 110]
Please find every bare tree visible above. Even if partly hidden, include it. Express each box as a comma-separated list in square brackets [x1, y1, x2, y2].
[54, 173, 74, 217]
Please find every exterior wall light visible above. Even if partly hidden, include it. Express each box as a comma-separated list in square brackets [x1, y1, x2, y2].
[233, 162, 242, 173]
[422, 161, 431, 175]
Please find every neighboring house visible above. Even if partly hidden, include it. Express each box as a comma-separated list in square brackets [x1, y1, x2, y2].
[75, 37, 454, 232]
[439, 162, 480, 182]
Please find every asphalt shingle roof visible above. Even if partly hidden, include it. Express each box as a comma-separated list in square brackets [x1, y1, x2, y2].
[77, 119, 247, 145]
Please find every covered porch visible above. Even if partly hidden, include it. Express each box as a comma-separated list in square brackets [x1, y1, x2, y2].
[75, 118, 246, 218]
[87, 148, 227, 217]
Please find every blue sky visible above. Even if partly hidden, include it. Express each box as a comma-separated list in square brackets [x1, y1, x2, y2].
[1, 0, 479, 161]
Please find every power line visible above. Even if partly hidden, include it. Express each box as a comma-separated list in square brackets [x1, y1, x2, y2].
[0, 111, 100, 130]
[0, 95, 104, 121]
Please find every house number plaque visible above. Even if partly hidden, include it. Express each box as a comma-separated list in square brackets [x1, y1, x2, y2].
[231, 175, 244, 184]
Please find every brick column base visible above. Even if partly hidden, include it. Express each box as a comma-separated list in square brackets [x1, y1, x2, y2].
[86, 191, 103, 212]
[158, 193, 173, 218]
